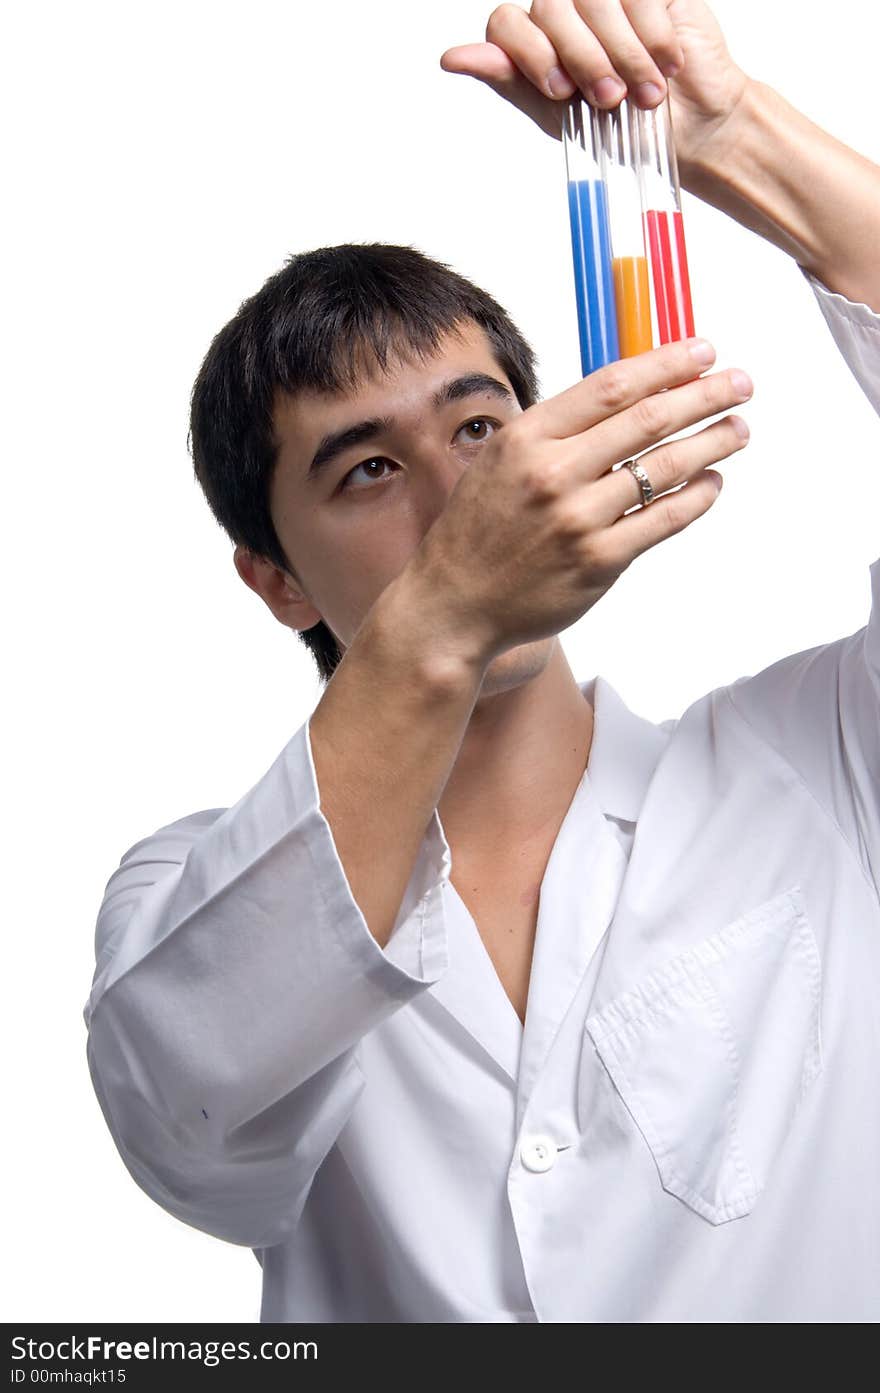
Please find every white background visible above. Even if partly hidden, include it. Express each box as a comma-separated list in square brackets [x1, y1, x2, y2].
[4, 0, 879, 1321]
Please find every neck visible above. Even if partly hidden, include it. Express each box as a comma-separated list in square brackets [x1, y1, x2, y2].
[437, 638, 594, 861]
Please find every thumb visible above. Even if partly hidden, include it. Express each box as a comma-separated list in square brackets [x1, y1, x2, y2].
[440, 43, 568, 141]
[440, 42, 519, 83]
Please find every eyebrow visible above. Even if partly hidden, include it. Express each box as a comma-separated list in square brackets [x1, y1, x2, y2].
[305, 372, 516, 484]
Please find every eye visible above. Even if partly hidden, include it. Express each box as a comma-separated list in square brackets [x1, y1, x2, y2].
[338, 458, 396, 493]
[336, 419, 499, 495]
[456, 418, 497, 443]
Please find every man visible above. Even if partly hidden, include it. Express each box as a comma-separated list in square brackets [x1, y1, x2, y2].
[84, 0, 880, 1320]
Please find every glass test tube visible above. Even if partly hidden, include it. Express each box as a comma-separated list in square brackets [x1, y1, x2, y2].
[563, 98, 619, 376]
[596, 100, 653, 358]
[636, 96, 695, 343]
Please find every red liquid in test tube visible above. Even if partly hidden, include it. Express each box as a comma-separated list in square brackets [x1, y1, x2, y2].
[635, 98, 696, 346]
[644, 208, 695, 343]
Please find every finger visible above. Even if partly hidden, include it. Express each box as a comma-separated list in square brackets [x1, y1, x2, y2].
[588, 414, 748, 527]
[531, 338, 717, 439]
[559, 0, 667, 106]
[478, 5, 578, 100]
[577, 366, 754, 479]
[440, 42, 570, 138]
[620, 0, 684, 78]
[607, 466, 724, 566]
[527, 0, 628, 107]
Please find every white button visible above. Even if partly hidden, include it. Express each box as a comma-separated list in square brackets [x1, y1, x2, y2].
[520, 1134, 558, 1173]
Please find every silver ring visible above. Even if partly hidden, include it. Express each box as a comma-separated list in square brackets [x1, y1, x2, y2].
[621, 458, 654, 506]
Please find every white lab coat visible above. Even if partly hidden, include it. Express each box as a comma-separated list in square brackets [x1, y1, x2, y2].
[84, 273, 880, 1321]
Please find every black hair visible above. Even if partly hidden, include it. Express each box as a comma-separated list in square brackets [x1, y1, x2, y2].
[188, 242, 540, 684]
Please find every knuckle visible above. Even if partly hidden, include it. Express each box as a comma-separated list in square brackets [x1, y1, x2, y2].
[709, 372, 737, 410]
[507, 410, 540, 449]
[498, 414, 527, 452]
[486, 3, 521, 39]
[577, 531, 618, 578]
[660, 488, 689, 534]
[621, 3, 680, 57]
[634, 392, 671, 438]
[623, 45, 658, 77]
[594, 364, 631, 414]
[497, 433, 529, 482]
[525, 455, 567, 503]
[644, 446, 677, 492]
[555, 499, 588, 542]
[604, 36, 660, 81]
[531, 0, 568, 28]
[655, 32, 683, 62]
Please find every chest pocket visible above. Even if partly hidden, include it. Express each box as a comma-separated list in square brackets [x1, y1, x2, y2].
[583, 886, 823, 1225]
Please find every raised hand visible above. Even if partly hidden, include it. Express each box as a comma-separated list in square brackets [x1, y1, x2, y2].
[404, 339, 752, 666]
[440, 0, 750, 179]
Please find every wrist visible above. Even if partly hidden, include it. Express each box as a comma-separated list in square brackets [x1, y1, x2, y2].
[362, 563, 494, 699]
[678, 78, 825, 269]
[678, 75, 770, 195]
[678, 76, 880, 308]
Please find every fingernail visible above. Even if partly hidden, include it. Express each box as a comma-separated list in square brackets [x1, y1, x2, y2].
[730, 369, 754, 400]
[730, 415, 750, 440]
[688, 338, 715, 365]
[547, 65, 573, 97]
[633, 81, 664, 106]
[661, 54, 684, 78]
[592, 76, 626, 104]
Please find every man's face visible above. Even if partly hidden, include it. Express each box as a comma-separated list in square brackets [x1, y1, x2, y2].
[266, 318, 556, 695]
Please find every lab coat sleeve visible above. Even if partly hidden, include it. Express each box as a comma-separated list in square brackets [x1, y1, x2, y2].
[725, 270, 880, 889]
[83, 711, 451, 1249]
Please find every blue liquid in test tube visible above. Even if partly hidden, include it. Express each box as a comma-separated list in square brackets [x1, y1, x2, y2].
[564, 102, 619, 376]
[567, 179, 619, 375]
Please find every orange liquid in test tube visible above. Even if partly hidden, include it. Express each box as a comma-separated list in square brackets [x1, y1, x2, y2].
[612, 256, 653, 357]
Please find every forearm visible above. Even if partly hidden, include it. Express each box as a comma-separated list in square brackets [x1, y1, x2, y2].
[308, 569, 488, 950]
[681, 79, 880, 312]
[85, 570, 490, 1242]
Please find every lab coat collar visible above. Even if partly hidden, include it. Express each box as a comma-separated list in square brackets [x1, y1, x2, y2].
[582, 674, 673, 824]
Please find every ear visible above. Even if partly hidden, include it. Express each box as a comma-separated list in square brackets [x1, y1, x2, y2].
[233, 545, 324, 632]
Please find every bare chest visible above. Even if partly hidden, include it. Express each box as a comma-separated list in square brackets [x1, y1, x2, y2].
[450, 866, 545, 1027]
